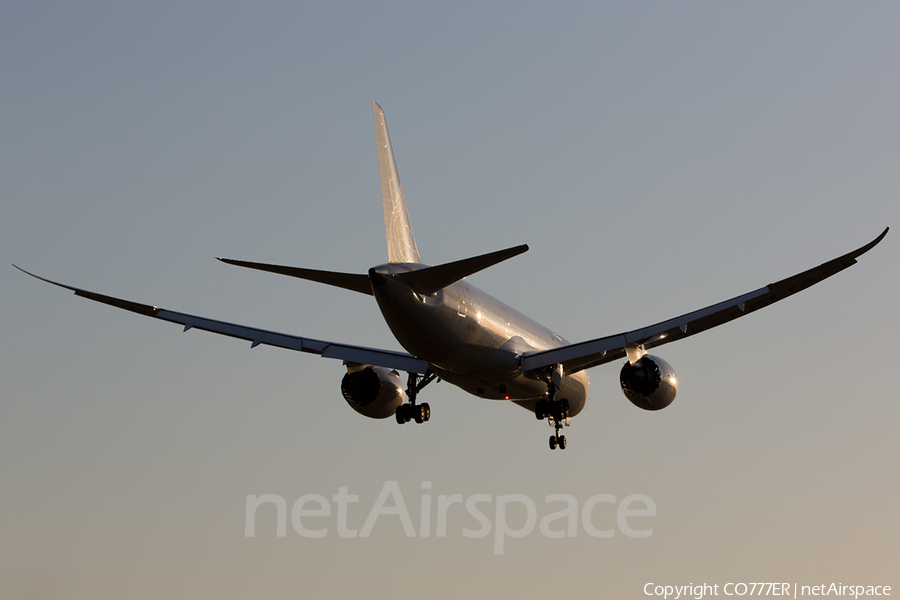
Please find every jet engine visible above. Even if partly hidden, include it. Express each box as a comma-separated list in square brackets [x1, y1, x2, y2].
[619, 355, 678, 411]
[341, 364, 405, 419]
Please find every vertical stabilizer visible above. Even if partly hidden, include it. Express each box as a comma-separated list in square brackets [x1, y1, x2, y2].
[373, 101, 421, 264]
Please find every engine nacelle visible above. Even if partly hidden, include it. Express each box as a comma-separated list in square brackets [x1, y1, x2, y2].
[341, 365, 405, 419]
[620, 354, 678, 411]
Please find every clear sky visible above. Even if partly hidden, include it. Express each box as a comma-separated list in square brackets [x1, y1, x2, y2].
[2, 2, 898, 598]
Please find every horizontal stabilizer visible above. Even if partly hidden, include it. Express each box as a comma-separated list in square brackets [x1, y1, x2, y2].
[397, 244, 529, 296]
[217, 258, 373, 295]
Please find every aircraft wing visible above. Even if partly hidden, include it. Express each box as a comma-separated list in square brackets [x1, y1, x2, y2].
[13, 266, 430, 374]
[521, 227, 889, 375]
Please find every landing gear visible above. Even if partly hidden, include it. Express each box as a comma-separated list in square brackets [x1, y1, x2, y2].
[395, 371, 436, 425]
[547, 420, 568, 450]
[534, 398, 569, 421]
[538, 368, 570, 450]
[396, 402, 430, 424]
[549, 435, 566, 450]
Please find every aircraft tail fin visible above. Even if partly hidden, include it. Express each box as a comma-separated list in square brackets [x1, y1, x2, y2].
[395, 245, 529, 296]
[373, 101, 421, 264]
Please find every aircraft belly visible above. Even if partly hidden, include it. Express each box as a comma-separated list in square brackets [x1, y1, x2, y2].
[432, 368, 547, 400]
[435, 368, 588, 416]
[373, 279, 462, 363]
[372, 269, 589, 416]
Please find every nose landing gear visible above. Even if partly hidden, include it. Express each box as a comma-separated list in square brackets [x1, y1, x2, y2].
[549, 433, 566, 450]
[545, 409, 569, 451]
[535, 373, 571, 451]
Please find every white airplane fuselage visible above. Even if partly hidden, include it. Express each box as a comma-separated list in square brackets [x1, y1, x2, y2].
[370, 262, 589, 416]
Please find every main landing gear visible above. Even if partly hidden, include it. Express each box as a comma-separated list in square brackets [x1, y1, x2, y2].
[395, 371, 437, 425]
[534, 377, 570, 451]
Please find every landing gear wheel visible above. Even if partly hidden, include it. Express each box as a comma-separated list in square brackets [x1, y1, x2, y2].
[396, 402, 431, 425]
[549, 398, 569, 420]
[395, 370, 438, 426]
[540, 369, 573, 449]
[395, 371, 437, 426]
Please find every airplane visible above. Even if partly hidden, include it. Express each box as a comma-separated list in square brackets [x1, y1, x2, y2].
[15, 101, 889, 450]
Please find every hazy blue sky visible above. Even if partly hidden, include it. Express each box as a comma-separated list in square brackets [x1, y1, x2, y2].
[3, 2, 898, 598]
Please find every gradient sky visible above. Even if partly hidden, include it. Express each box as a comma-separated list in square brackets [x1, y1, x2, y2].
[2, 2, 898, 598]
